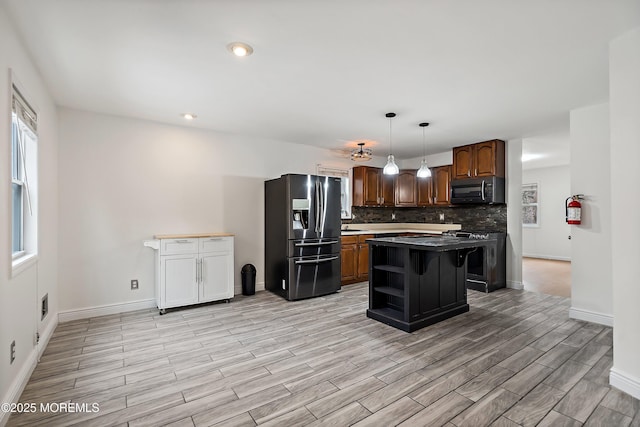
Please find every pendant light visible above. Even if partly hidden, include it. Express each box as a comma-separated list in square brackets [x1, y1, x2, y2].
[383, 112, 399, 175]
[417, 122, 432, 178]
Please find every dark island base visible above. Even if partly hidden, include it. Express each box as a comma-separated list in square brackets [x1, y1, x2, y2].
[366, 304, 469, 333]
[366, 235, 485, 333]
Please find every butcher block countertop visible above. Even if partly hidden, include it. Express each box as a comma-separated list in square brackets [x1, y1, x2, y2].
[153, 232, 234, 239]
[341, 222, 461, 236]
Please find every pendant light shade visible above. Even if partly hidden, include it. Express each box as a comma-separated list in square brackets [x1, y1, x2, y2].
[416, 122, 431, 178]
[383, 154, 399, 175]
[383, 112, 399, 175]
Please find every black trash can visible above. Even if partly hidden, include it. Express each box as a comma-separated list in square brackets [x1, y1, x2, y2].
[241, 264, 256, 296]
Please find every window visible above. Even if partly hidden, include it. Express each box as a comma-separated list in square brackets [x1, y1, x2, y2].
[11, 85, 38, 271]
[522, 183, 539, 227]
[316, 165, 352, 219]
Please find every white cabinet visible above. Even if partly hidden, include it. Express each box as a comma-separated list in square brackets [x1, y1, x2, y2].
[150, 235, 234, 314]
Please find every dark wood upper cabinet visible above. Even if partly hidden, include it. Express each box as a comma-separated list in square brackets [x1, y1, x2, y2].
[352, 166, 396, 207]
[452, 139, 505, 179]
[432, 165, 452, 205]
[353, 164, 452, 208]
[352, 166, 380, 206]
[380, 173, 395, 207]
[417, 174, 433, 206]
[453, 145, 474, 179]
[395, 170, 417, 207]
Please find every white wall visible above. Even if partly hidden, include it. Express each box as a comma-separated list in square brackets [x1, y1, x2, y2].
[609, 27, 640, 399]
[569, 102, 612, 326]
[0, 6, 59, 422]
[400, 151, 453, 169]
[57, 109, 357, 313]
[522, 165, 571, 260]
[506, 139, 523, 289]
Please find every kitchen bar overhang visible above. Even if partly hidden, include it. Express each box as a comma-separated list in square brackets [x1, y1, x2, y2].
[366, 235, 494, 332]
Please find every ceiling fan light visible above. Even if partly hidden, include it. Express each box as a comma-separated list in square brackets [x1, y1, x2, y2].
[350, 142, 372, 161]
[383, 154, 399, 175]
[351, 151, 372, 161]
[417, 159, 431, 178]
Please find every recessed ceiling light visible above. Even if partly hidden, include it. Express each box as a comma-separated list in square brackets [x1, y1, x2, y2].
[227, 42, 254, 57]
[181, 113, 197, 120]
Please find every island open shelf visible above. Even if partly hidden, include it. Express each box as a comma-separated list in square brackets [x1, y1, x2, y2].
[366, 236, 486, 332]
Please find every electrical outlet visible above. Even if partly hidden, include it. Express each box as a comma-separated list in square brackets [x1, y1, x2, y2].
[41, 293, 48, 320]
[439, 213, 445, 222]
[10, 340, 15, 364]
[131, 279, 139, 290]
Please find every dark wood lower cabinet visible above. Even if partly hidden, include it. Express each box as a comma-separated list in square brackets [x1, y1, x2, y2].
[341, 234, 374, 285]
[340, 239, 358, 282]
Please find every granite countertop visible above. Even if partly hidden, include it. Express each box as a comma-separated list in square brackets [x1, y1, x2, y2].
[341, 222, 461, 236]
[367, 235, 491, 251]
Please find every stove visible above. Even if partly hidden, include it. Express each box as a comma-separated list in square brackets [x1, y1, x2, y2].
[444, 230, 507, 293]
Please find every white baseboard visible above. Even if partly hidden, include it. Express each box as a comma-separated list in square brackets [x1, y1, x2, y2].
[58, 299, 157, 323]
[37, 316, 58, 359]
[0, 350, 37, 427]
[256, 281, 265, 292]
[610, 367, 640, 400]
[0, 310, 59, 426]
[507, 280, 524, 290]
[522, 254, 571, 262]
[569, 306, 614, 327]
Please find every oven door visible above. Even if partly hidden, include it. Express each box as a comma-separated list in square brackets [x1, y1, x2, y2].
[286, 254, 341, 300]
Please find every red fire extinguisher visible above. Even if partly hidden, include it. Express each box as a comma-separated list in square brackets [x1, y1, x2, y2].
[565, 195, 584, 225]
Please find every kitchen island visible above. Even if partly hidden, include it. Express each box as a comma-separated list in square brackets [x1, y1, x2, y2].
[366, 235, 486, 332]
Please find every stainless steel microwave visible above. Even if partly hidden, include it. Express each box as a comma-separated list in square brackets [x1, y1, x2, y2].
[450, 176, 505, 204]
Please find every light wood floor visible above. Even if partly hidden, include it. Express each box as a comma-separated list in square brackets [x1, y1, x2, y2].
[9, 283, 639, 427]
[523, 258, 571, 298]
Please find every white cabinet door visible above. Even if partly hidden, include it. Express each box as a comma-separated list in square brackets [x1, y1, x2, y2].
[200, 252, 233, 302]
[161, 254, 198, 309]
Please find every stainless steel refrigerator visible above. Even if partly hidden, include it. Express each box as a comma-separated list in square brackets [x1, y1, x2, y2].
[265, 174, 342, 300]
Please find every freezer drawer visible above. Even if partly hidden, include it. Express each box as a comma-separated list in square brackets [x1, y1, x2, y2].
[285, 254, 341, 300]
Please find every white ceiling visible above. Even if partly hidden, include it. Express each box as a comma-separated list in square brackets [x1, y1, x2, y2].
[3, 0, 639, 159]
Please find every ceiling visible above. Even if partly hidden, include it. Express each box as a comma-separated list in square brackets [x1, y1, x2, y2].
[3, 0, 639, 159]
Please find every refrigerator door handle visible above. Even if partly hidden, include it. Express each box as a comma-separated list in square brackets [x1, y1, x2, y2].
[294, 256, 339, 265]
[314, 180, 320, 233]
[314, 178, 325, 234]
[294, 240, 339, 247]
[320, 180, 325, 232]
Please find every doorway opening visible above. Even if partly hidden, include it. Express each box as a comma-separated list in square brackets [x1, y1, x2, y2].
[521, 134, 571, 298]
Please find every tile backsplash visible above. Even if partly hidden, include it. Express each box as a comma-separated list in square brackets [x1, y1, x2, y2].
[348, 205, 507, 233]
